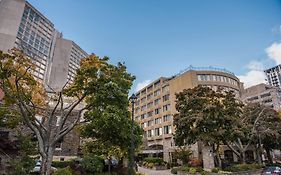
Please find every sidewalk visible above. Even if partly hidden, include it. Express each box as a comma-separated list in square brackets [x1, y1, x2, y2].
[138, 166, 172, 175]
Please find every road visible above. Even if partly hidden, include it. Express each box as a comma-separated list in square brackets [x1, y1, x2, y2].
[138, 166, 172, 175]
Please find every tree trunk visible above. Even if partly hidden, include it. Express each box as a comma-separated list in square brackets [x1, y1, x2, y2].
[240, 152, 246, 164]
[265, 148, 273, 164]
[40, 146, 54, 175]
[255, 145, 262, 165]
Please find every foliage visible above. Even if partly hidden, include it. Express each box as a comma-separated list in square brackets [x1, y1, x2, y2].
[211, 167, 220, 173]
[174, 86, 243, 146]
[8, 133, 37, 175]
[52, 160, 73, 168]
[224, 163, 262, 172]
[171, 167, 180, 174]
[53, 167, 72, 175]
[0, 50, 139, 175]
[81, 154, 104, 173]
[143, 157, 164, 164]
[173, 146, 193, 165]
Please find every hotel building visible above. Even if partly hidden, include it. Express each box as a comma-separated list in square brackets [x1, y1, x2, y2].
[134, 66, 243, 164]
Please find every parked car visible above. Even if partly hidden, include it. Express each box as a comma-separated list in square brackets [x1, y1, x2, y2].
[30, 160, 57, 174]
[261, 166, 281, 175]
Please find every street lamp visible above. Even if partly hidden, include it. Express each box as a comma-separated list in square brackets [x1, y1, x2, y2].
[129, 93, 137, 175]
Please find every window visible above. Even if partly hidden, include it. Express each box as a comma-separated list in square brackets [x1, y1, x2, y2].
[162, 85, 169, 92]
[147, 111, 153, 117]
[163, 104, 171, 112]
[164, 125, 172, 134]
[154, 98, 161, 105]
[154, 128, 162, 136]
[147, 93, 153, 100]
[141, 105, 146, 111]
[147, 120, 153, 126]
[141, 114, 146, 119]
[154, 80, 161, 88]
[155, 118, 161, 124]
[141, 97, 146, 103]
[260, 93, 271, 98]
[147, 85, 153, 92]
[141, 89, 146, 95]
[147, 130, 153, 137]
[163, 94, 170, 102]
[155, 108, 161, 115]
[154, 89, 161, 96]
[247, 96, 259, 101]
[163, 115, 172, 122]
[147, 102, 153, 108]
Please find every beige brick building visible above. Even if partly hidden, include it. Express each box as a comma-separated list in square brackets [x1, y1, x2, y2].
[134, 66, 243, 166]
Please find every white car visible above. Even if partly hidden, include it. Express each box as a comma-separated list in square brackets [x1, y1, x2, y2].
[31, 161, 57, 173]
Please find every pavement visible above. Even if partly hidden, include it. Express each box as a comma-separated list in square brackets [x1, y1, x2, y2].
[138, 166, 172, 175]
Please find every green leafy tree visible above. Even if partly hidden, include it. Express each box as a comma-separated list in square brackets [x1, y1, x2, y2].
[173, 146, 193, 165]
[174, 86, 243, 167]
[0, 49, 138, 175]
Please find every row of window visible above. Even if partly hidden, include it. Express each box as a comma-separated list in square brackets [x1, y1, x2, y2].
[137, 84, 169, 98]
[137, 104, 171, 117]
[137, 114, 172, 123]
[145, 125, 172, 137]
[137, 93, 170, 107]
[247, 92, 272, 102]
[137, 95, 170, 112]
[197, 74, 239, 86]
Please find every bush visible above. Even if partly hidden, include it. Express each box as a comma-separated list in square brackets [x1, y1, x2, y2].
[81, 154, 104, 173]
[52, 161, 72, 168]
[53, 167, 72, 175]
[196, 167, 204, 173]
[147, 163, 154, 169]
[211, 167, 220, 173]
[143, 157, 164, 165]
[189, 158, 202, 167]
[224, 163, 263, 172]
[181, 165, 190, 172]
[189, 167, 197, 174]
[171, 167, 179, 174]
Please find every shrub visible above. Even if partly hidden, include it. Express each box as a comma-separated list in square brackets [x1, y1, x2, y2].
[147, 163, 154, 169]
[196, 167, 204, 173]
[53, 167, 72, 175]
[189, 167, 197, 174]
[181, 165, 190, 172]
[224, 163, 263, 172]
[211, 167, 220, 173]
[171, 167, 179, 174]
[189, 158, 202, 167]
[81, 154, 104, 173]
[143, 157, 164, 165]
[52, 160, 72, 168]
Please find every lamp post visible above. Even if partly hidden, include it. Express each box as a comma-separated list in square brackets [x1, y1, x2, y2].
[129, 93, 137, 175]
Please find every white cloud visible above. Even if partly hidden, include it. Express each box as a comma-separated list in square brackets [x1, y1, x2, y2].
[266, 42, 281, 64]
[135, 80, 152, 92]
[238, 61, 266, 88]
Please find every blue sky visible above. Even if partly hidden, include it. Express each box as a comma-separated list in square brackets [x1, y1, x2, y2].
[28, 0, 281, 91]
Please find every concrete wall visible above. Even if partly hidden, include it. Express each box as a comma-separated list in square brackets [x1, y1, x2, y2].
[0, 0, 25, 51]
[47, 38, 72, 91]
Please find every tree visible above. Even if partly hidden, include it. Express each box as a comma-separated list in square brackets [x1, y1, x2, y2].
[173, 86, 243, 167]
[173, 146, 193, 165]
[0, 49, 137, 175]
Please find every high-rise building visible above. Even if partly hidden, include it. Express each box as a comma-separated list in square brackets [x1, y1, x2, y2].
[0, 0, 87, 88]
[0, 0, 88, 164]
[0, 0, 55, 83]
[264, 64, 281, 89]
[134, 66, 243, 165]
[241, 83, 281, 110]
[46, 33, 88, 91]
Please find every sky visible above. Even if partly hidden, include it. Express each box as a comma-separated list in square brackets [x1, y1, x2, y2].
[28, 0, 281, 92]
